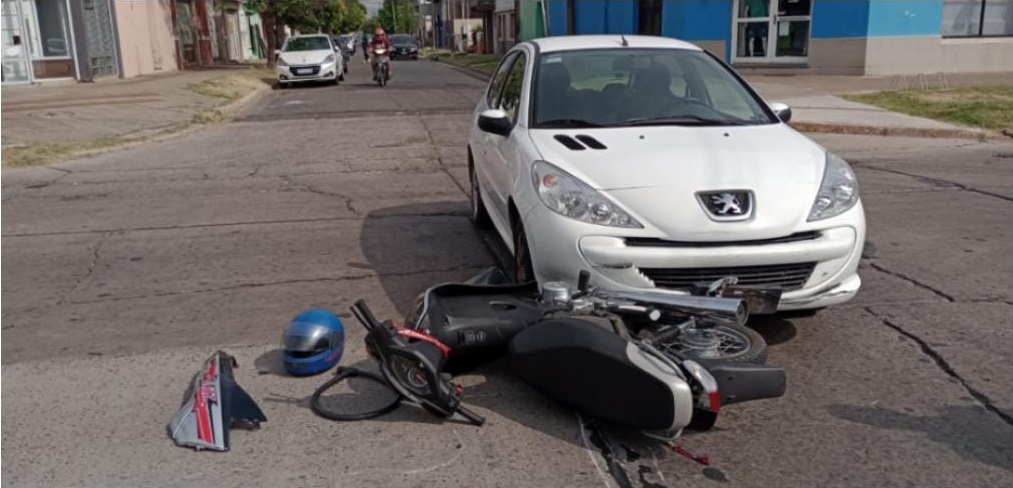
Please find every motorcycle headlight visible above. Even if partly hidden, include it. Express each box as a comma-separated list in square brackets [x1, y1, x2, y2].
[532, 161, 642, 228]
[323, 54, 335, 64]
[808, 152, 860, 222]
[276, 57, 288, 67]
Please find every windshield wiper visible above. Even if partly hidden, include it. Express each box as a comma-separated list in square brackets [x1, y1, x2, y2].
[620, 115, 751, 127]
[536, 118, 604, 128]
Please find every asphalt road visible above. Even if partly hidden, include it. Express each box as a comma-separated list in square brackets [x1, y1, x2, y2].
[3, 60, 1012, 488]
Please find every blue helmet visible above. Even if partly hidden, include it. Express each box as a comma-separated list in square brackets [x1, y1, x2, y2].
[281, 308, 345, 376]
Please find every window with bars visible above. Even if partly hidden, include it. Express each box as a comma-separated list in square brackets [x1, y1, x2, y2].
[942, 0, 1013, 37]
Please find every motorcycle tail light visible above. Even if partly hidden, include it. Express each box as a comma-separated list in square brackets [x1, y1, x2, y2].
[682, 359, 721, 413]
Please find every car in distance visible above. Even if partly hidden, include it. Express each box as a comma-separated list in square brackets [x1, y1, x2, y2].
[467, 35, 865, 313]
[275, 34, 344, 87]
[390, 34, 419, 60]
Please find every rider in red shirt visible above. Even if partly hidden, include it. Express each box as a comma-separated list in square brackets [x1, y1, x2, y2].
[369, 27, 393, 80]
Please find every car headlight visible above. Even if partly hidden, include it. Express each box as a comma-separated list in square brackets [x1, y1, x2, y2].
[532, 161, 642, 228]
[323, 54, 335, 64]
[808, 152, 860, 222]
[277, 57, 288, 67]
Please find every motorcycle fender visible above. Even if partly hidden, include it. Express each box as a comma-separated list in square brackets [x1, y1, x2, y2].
[706, 363, 787, 406]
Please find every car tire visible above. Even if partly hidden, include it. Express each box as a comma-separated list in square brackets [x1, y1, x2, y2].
[512, 218, 536, 284]
[469, 162, 492, 229]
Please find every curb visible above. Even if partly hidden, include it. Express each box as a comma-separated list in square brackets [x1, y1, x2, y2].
[789, 121, 1002, 141]
[432, 59, 1007, 141]
[433, 58, 493, 82]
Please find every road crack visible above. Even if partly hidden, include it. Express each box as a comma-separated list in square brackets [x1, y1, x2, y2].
[57, 232, 109, 306]
[859, 164, 1012, 202]
[280, 176, 359, 215]
[417, 115, 468, 195]
[65, 264, 489, 305]
[865, 307, 1013, 427]
[867, 261, 955, 302]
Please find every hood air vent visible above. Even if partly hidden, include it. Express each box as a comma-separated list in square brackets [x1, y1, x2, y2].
[554, 134, 608, 151]
[575, 135, 607, 150]
[554, 135, 586, 151]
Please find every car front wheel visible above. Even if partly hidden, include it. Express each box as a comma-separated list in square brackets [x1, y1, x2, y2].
[512, 218, 536, 284]
[469, 162, 491, 229]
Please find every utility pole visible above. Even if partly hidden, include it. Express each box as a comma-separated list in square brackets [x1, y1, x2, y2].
[392, 0, 398, 32]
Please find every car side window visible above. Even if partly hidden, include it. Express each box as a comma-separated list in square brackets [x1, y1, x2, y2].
[486, 53, 518, 107]
[498, 51, 527, 124]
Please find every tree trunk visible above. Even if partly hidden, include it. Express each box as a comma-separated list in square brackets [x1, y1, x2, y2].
[264, 12, 277, 68]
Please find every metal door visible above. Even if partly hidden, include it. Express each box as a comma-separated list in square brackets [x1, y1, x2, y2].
[1, 0, 31, 83]
[81, 0, 117, 77]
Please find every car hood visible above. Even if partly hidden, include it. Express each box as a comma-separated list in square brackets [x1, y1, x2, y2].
[528, 124, 827, 239]
[279, 50, 333, 65]
[393, 43, 417, 49]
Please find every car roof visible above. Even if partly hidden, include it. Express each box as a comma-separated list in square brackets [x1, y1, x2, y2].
[530, 35, 702, 53]
[289, 34, 330, 39]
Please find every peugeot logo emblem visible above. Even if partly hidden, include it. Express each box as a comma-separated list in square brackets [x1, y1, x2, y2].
[697, 190, 754, 222]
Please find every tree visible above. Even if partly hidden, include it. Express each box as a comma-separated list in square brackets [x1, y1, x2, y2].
[375, 0, 419, 34]
[247, 0, 367, 66]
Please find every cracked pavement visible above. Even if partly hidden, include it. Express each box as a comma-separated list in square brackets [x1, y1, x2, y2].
[3, 62, 1012, 487]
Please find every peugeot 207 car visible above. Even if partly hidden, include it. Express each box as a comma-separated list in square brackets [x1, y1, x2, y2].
[467, 36, 864, 312]
[276, 34, 344, 87]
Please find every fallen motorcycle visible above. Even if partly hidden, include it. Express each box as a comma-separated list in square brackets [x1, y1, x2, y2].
[337, 268, 785, 433]
[406, 268, 779, 369]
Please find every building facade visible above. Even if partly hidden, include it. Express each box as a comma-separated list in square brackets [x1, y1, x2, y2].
[521, 0, 1013, 75]
[3, 0, 89, 83]
[493, 0, 517, 54]
[1, 0, 266, 85]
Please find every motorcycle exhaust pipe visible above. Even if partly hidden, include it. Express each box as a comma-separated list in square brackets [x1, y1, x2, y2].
[595, 290, 748, 326]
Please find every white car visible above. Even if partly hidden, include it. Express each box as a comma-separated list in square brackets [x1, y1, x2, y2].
[276, 35, 344, 87]
[467, 36, 865, 313]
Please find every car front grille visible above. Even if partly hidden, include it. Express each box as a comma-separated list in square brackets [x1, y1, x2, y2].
[641, 262, 816, 291]
[289, 65, 321, 76]
[625, 231, 819, 248]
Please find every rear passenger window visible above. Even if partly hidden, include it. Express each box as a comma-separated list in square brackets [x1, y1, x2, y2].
[498, 52, 527, 124]
[487, 53, 518, 107]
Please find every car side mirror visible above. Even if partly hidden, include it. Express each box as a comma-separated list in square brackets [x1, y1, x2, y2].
[769, 102, 792, 123]
[478, 109, 512, 137]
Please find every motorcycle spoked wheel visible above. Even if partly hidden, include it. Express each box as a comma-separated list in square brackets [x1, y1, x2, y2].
[640, 322, 768, 365]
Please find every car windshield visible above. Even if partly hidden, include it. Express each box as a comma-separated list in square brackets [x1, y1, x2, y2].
[391, 35, 414, 44]
[284, 37, 331, 52]
[533, 48, 777, 128]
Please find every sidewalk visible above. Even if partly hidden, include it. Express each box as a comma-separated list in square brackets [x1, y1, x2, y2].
[744, 72, 1011, 139]
[2, 67, 268, 147]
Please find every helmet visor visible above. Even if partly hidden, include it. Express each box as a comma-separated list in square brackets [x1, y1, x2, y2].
[282, 331, 332, 354]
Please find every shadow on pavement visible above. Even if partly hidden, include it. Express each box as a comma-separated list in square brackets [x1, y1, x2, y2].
[829, 404, 1013, 473]
[359, 201, 498, 317]
[254, 348, 288, 376]
[749, 315, 798, 346]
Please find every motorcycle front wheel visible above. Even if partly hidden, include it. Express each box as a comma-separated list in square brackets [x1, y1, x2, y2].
[642, 322, 767, 365]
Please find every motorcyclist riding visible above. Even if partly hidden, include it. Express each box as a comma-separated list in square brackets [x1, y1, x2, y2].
[369, 27, 393, 81]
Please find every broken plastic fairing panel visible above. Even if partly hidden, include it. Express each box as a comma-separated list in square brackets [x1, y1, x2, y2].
[168, 350, 266, 451]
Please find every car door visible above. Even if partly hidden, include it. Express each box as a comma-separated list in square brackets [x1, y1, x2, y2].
[482, 49, 529, 222]
[473, 52, 519, 218]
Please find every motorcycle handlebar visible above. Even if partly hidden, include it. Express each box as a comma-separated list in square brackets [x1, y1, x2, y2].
[351, 300, 381, 331]
[456, 404, 486, 426]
